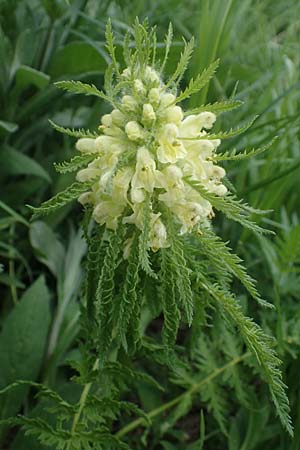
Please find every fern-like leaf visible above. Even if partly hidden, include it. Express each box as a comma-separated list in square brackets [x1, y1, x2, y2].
[197, 228, 273, 308]
[216, 137, 277, 161]
[165, 217, 194, 325]
[138, 197, 157, 278]
[160, 248, 180, 354]
[160, 22, 173, 74]
[117, 234, 140, 351]
[54, 80, 112, 103]
[186, 179, 271, 234]
[181, 116, 258, 140]
[165, 37, 194, 87]
[105, 19, 120, 77]
[199, 279, 293, 436]
[54, 154, 96, 173]
[49, 119, 98, 138]
[185, 99, 243, 116]
[96, 228, 125, 361]
[175, 59, 219, 103]
[28, 181, 93, 219]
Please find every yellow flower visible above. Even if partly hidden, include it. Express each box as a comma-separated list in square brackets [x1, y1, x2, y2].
[74, 56, 229, 249]
[157, 124, 187, 164]
[149, 216, 168, 251]
[125, 121, 145, 142]
[93, 200, 125, 230]
[179, 112, 216, 138]
[76, 138, 98, 154]
[156, 165, 185, 206]
[131, 147, 158, 195]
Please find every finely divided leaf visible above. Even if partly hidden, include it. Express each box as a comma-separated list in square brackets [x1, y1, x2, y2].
[166, 37, 194, 87]
[181, 116, 258, 141]
[160, 23, 173, 74]
[185, 99, 243, 116]
[176, 59, 219, 103]
[54, 154, 96, 173]
[216, 137, 277, 161]
[200, 280, 293, 436]
[186, 179, 271, 234]
[54, 80, 111, 102]
[197, 229, 273, 308]
[28, 181, 93, 218]
[49, 119, 98, 138]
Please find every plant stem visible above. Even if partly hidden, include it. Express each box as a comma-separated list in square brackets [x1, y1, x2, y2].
[116, 352, 250, 439]
[65, 358, 99, 450]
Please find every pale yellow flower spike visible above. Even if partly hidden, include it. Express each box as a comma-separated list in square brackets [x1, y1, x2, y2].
[75, 61, 227, 251]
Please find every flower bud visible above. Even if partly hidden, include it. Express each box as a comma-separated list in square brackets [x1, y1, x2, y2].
[142, 103, 156, 125]
[111, 109, 126, 127]
[148, 88, 161, 107]
[101, 114, 112, 127]
[160, 92, 176, 107]
[76, 138, 97, 153]
[122, 95, 138, 112]
[197, 112, 216, 129]
[78, 192, 92, 205]
[76, 168, 99, 182]
[134, 79, 146, 95]
[144, 66, 160, 85]
[121, 67, 131, 79]
[125, 121, 144, 142]
[164, 106, 183, 125]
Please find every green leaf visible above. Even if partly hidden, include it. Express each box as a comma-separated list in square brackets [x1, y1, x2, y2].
[54, 154, 96, 173]
[186, 180, 270, 235]
[181, 116, 258, 141]
[200, 280, 293, 437]
[185, 99, 243, 116]
[138, 197, 157, 279]
[165, 37, 195, 87]
[15, 65, 50, 91]
[176, 59, 219, 103]
[0, 277, 51, 434]
[197, 229, 273, 308]
[160, 23, 173, 74]
[117, 234, 140, 351]
[49, 42, 106, 77]
[160, 249, 180, 353]
[96, 228, 125, 360]
[216, 138, 277, 162]
[54, 80, 110, 103]
[0, 120, 18, 134]
[0, 147, 51, 182]
[28, 181, 92, 219]
[105, 19, 120, 76]
[29, 221, 65, 279]
[0, 201, 29, 227]
[49, 119, 98, 139]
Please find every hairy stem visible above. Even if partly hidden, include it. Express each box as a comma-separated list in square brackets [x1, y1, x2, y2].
[116, 352, 250, 439]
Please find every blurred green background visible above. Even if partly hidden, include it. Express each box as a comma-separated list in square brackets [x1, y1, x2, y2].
[0, 0, 300, 449]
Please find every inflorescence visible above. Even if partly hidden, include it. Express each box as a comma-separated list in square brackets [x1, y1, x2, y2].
[75, 66, 227, 252]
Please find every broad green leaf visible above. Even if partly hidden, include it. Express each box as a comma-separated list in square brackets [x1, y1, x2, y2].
[0, 120, 18, 134]
[15, 65, 50, 91]
[0, 277, 51, 439]
[29, 221, 65, 280]
[0, 147, 51, 182]
[49, 42, 106, 77]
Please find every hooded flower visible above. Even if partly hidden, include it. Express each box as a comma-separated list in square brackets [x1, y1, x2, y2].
[74, 59, 228, 252]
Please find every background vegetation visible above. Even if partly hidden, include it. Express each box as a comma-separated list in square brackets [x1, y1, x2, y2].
[0, 0, 299, 449]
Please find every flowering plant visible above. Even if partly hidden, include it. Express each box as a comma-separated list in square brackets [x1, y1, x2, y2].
[2, 19, 291, 449]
